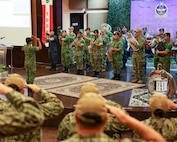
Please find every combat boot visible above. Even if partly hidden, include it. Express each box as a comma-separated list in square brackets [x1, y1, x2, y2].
[65, 67, 69, 73]
[77, 70, 80, 75]
[115, 74, 120, 80]
[78, 70, 83, 75]
[93, 71, 97, 77]
[86, 64, 91, 71]
[111, 74, 117, 80]
[96, 72, 100, 78]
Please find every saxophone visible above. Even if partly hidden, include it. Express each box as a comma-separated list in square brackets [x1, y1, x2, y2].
[106, 50, 113, 62]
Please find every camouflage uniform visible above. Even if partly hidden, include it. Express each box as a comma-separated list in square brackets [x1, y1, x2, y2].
[133, 117, 177, 142]
[57, 100, 129, 141]
[158, 41, 172, 72]
[153, 39, 160, 69]
[132, 37, 145, 81]
[100, 34, 110, 70]
[74, 38, 85, 71]
[111, 39, 123, 77]
[83, 33, 93, 67]
[68, 33, 76, 66]
[1, 89, 64, 142]
[60, 133, 132, 142]
[0, 91, 44, 138]
[91, 37, 103, 73]
[61, 36, 71, 69]
[120, 36, 127, 68]
[24, 45, 39, 84]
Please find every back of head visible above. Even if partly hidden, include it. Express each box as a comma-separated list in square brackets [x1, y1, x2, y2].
[26, 37, 32, 44]
[159, 28, 164, 32]
[75, 93, 107, 129]
[164, 33, 170, 38]
[79, 83, 99, 98]
[4, 74, 25, 92]
[149, 94, 168, 118]
[94, 29, 99, 34]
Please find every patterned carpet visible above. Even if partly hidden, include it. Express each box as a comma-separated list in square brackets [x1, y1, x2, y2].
[128, 89, 151, 107]
[34, 73, 97, 90]
[129, 89, 177, 107]
[47, 78, 145, 98]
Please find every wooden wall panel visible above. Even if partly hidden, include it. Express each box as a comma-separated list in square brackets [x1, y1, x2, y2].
[69, 0, 86, 9]
[88, 0, 109, 9]
[88, 12, 108, 30]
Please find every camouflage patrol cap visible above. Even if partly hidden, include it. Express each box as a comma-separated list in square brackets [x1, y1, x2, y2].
[79, 82, 99, 97]
[149, 94, 168, 113]
[4, 74, 25, 91]
[75, 93, 107, 123]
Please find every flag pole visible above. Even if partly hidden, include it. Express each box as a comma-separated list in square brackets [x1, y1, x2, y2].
[31, 0, 37, 46]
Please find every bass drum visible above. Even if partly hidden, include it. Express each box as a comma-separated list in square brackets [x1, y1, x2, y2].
[148, 64, 177, 98]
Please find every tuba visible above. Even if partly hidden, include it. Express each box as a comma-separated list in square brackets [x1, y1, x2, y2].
[125, 31, 139, 51]
[101, 23, 112, 33]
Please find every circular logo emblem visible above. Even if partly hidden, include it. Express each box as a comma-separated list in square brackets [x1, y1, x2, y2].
[155, 2, 168, 18]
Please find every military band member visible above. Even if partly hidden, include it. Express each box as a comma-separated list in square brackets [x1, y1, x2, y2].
[110, 32, 123, 80]
[159, 28, 165, 40]
[59, 30, 71, 73]
[73, 31, 85, 75]
[100, 30, 110, 72]
[119, 31, 127, 68]
[91, 30, 103, 78]
[68, 26, 76, 68]
[83, 28, 92, 70]
[154, 28, 164, 69]
[131, 28, 145, 84]
[156, 33, 172, 72]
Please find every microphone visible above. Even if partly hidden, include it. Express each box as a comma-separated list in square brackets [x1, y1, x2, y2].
[0, 37, 5, 39]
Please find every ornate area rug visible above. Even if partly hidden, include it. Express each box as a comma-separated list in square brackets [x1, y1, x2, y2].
[129, 89, 177, 107]
[128, 89, 151, 107]
[48, 79, 145, 98]
[34, 73, 97, 90]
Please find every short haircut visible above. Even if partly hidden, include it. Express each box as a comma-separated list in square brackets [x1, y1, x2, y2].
[113, 31, 120, 36]
[159, 28, 164, 32]
[94, 29, 99, 33]
[164, 32, 170, 38]
[77, 31, 83, 35]
[26, 37, 32, 44]
[8, 84, 21, 92]
[77, 112, 103, 129]
[85, 27, 90, 31]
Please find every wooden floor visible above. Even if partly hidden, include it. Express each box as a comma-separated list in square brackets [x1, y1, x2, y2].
[9, 63, 177, 142]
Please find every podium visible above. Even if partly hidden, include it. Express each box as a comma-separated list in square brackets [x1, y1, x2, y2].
[0, 44, 13, 83]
